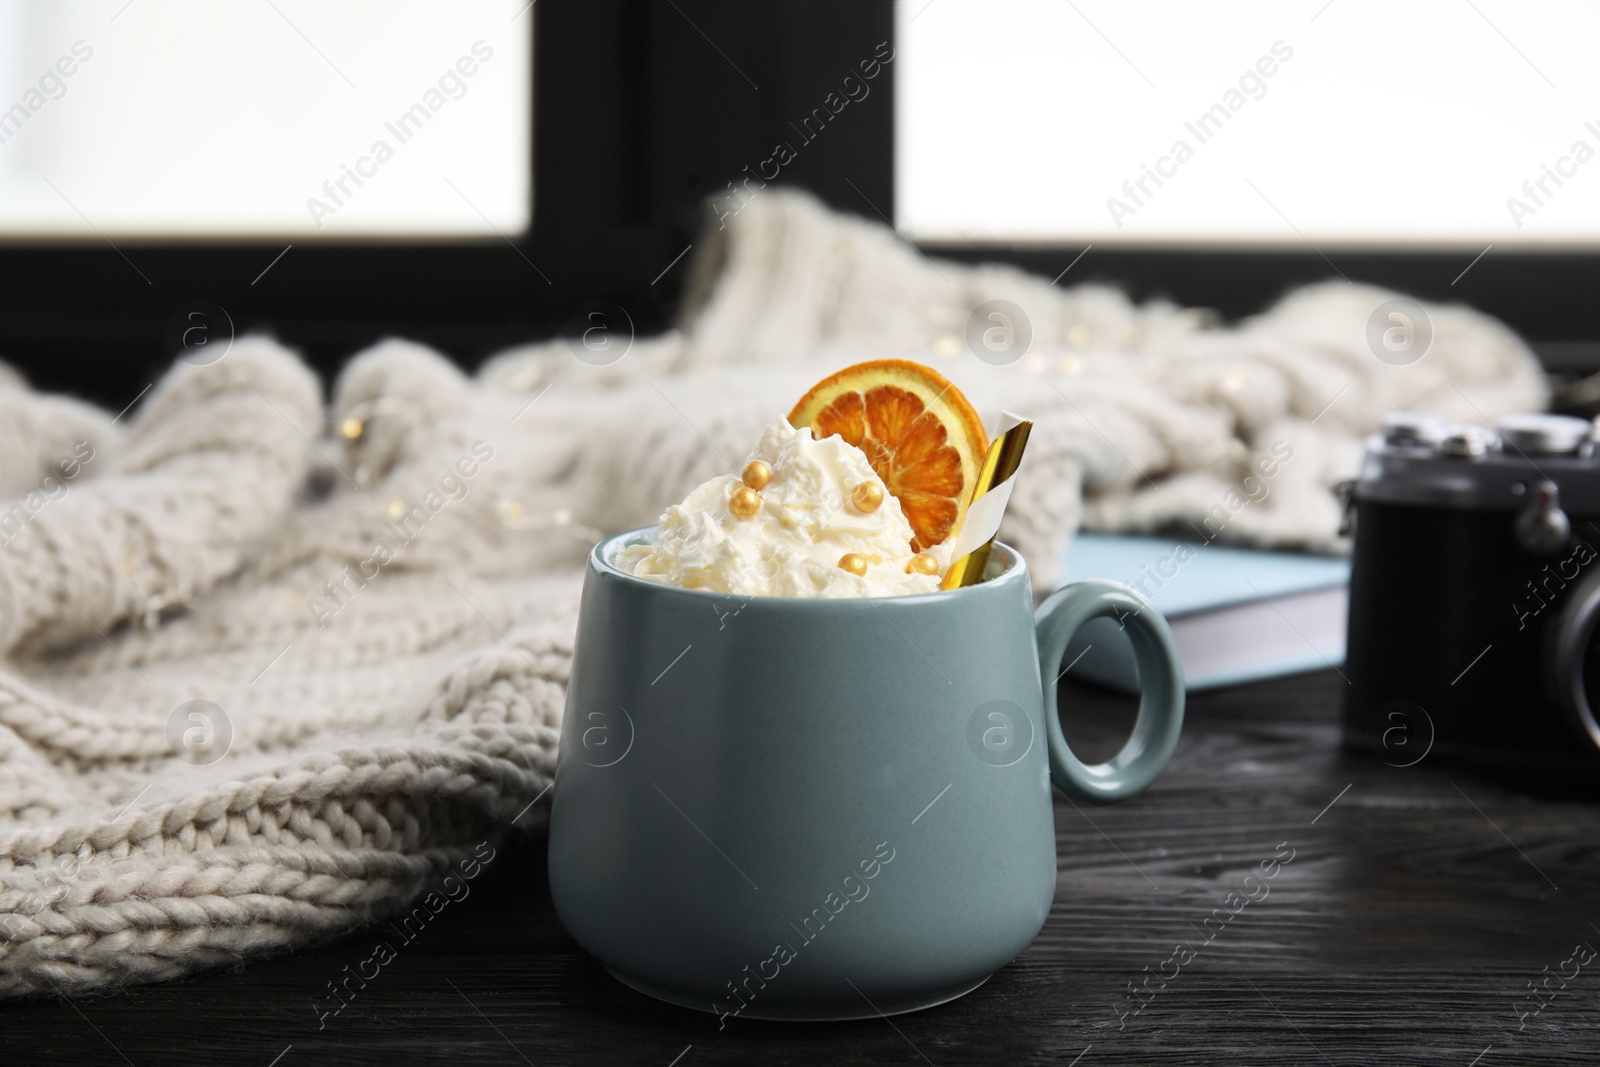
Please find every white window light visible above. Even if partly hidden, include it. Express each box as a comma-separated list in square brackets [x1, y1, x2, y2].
[897, 0, 1600, 247]
[0, 0, 531, 238]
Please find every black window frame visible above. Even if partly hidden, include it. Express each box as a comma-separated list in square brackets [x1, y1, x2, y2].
[0, 0, 1592, 409]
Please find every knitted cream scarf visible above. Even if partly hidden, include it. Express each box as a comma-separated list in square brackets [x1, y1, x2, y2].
[0, 190, 1545, 997]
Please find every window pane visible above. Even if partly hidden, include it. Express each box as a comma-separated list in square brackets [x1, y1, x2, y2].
[897, 0, 1600, 246]
[0, 0, 530, 237]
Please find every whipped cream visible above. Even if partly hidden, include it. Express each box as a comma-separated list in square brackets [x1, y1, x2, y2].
[616, 418, 951, 598]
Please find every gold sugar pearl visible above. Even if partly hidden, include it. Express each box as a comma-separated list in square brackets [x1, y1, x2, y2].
[906, 552, 940, 576]
[729, 486, 762, 519]
[838, 553, 868, 577]
[851, 482, 885, 513]
[340, 417, 365, 440]
[742, 459, 772, 490]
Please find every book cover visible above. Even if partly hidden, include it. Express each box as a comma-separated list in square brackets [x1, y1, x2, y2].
[1054, 534, 1352, 693]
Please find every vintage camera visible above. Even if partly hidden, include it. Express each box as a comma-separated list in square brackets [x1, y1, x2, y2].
[1342, 412, 1600, 790]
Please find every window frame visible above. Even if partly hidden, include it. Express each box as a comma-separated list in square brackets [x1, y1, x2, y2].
[0, 1, 1589, 409]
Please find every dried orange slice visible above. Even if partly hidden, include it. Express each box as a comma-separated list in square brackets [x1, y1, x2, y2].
[788, 359, 989, 552]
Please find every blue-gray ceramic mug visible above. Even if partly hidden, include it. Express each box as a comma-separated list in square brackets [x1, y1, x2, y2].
[549, 527, 1184, 1022]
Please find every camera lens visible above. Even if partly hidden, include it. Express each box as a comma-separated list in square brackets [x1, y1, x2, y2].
[1583, 639, 1600, 737]
[1546, 568, 1600, 752]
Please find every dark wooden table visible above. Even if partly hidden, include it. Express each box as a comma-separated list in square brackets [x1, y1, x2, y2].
[5, 669, 1599, 1066]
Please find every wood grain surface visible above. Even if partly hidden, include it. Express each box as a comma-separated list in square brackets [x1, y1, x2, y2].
[4, 669, 1598, 1066]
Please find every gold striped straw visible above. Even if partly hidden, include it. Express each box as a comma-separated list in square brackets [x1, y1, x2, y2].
[942, 413, 1033, 589]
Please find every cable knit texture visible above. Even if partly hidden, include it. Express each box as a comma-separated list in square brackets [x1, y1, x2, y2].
[0, 190, 1546, 998]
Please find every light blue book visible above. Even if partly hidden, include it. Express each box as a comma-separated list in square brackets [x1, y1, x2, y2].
[1054, 534, 1351, 693]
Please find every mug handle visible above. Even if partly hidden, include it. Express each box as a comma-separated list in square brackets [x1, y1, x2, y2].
[1036, 579, 1185, 804]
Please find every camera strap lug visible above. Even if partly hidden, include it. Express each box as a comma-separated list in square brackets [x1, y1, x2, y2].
[1515, 480, 1573, 555]
[1333, 479, 1356, 537]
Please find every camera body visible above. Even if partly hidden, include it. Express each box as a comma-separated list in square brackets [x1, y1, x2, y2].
[1342, 413, 1600, 786]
